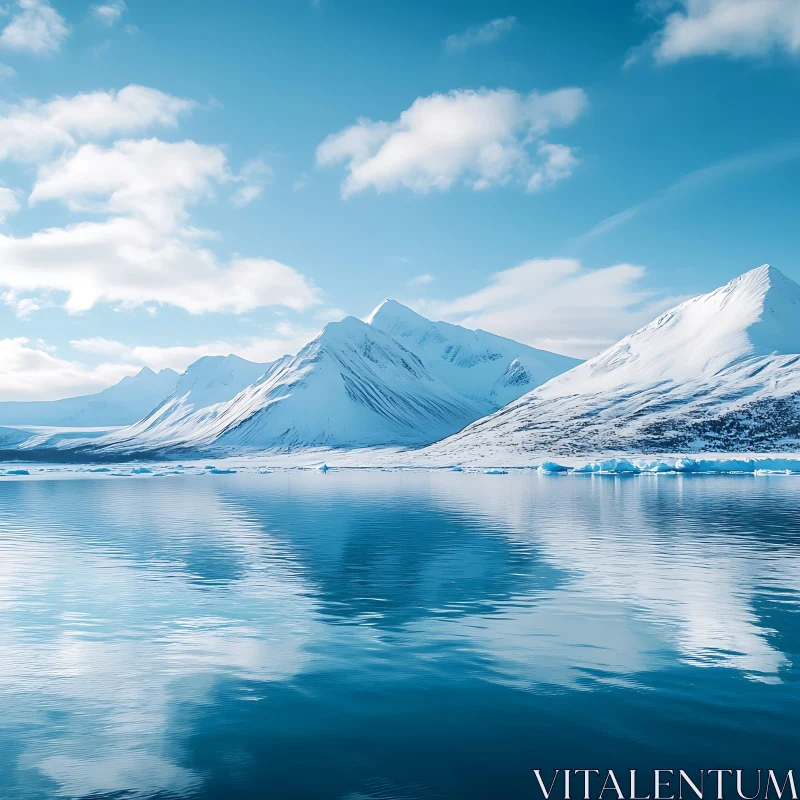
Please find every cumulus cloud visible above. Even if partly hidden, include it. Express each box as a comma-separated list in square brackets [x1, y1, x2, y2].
[91, 0, 125, 26]
[411, 258, 682, 358]
[0, 84, 319, 320]
[444, 16, 518, 53]
[0, 337, 140, 401]
[31, 138, 230, 229]
[317, 87, 587, 197]
[0, 0, 68, 55]
[0, 85, 194, 163]
[636, 0, 800, 62]
[0, 216, 321, 315]
[0, 186, 20, 222]
[526, 143, 579, 192]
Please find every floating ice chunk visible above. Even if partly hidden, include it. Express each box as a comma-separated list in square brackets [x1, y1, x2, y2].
[484, 468, 508, 475]
[538, 461, 571, 473]
[318, 464, 329, 472]
[130, 467, 152, 474]
[600, 459, 641, 473]
[4, 469, 29, 476]
[209, 467, 236, 474]
[88, 467, 111, 473]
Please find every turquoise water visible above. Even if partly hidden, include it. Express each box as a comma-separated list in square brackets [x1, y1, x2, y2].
[0, 471, 799, 799]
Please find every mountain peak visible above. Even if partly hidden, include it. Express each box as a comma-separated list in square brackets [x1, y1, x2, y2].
[366, 298, 424, 326]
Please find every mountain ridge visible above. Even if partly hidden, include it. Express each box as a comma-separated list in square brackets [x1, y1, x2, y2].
[423, 265, 800, 458]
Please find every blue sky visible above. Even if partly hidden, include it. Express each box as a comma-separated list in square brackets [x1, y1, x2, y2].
[1, 0, 799, 400]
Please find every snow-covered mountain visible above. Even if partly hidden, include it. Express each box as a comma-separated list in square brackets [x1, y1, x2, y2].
[367, 300, 580, 411]
[424, 265, 800, 459]
[0, 366, 179, 427]
[92, 353, 275, 451]
[94, 316, 488, 454]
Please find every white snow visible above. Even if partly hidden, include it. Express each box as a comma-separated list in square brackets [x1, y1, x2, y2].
[424, 265, 800, 458]
[90, 315, 527, 454]
[367, 299, 579, 410]
[3, 452, 800, 480]
[0, 367, 179, 427]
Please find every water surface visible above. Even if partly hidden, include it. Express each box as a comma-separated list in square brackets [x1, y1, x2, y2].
[1, 471, 799, 798]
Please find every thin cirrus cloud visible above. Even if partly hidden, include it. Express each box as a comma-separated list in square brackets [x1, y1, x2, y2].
[0, 0, 69, 55]
[444, 16, 518, 53]
[632, 0, 800, 63]
[316, 87, 588, 198]
[411, 258, 684, 359]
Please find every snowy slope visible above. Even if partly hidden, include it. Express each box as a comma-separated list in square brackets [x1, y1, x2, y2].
[424, 265, 800, 458]
[94, 354, 274, 451]
[0, 367, 179, 427]
[94, 317, 484, 454]
[368, 299, 580, 410]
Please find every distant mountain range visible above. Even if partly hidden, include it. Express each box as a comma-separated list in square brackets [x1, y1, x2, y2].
[0, 366, 179, 427]
[3, 265, 800, 460]
[90, 304, 579, 453]
[424, 265, 800, 459]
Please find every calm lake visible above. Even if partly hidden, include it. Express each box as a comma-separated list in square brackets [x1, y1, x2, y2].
[0, 471, 799, 799]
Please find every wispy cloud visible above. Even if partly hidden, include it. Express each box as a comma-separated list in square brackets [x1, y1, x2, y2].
[91, 0, 125, 26]
[444, 16, 518, 54]
[69, 325, 320, 373]
[408, 273, 434, 287]
[573, 139, 800, 247]
[411, 258, 681, 358]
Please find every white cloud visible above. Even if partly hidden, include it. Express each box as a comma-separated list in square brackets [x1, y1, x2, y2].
[0, 186, 20, 222]
[230, 157, 272, 207]
[0, 337, 140, 401]
[526, 143, 579, 192]
[0, 216, 322, 315]
[0, 84, 194, 163]
[91, 0, 125, 26]
[408, 273, 434, 287]
[316, 87, 587, 197]
[70, 325, 321, 373]
[31, 138, 230, 229]
[0, 0, 68, 55]
[411, 258, 682, 358]
[0, 63, 15, 78]
[0, 84, 321, 322]
[444, 16, 518, 53]
[638, 0, 800, 62]
[573, 139, 800, 246]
